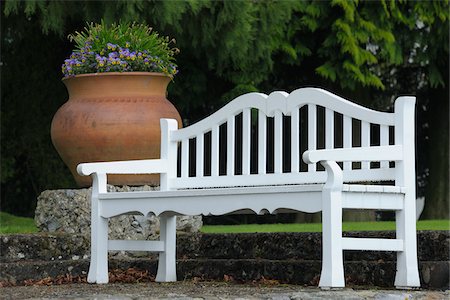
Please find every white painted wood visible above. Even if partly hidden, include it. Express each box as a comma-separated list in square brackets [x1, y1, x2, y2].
[303, 145, 403, 164]
[342, 193, 403, 210]
[258, 110, 267, 174]
[308, 104, 317, 172]
[99, 185, 324, 218]
[343, 184, 381, 192]
[172, 87, 394, 141]
[343, 115, 352, 170]
[227, 116, 235, 175]
[383, 186, 403, 193]
[77, 159, 168, 176]
[291, 107, 300, 173]
[242, 108, 251, 175]
[325, 108, 334, 150]
[108, 240, 165, 252]
[342, 184, 403, 193]
[196, 134, 204, 177]
[287, 88, 395, 125]
[79, 88, 418, 289]
[87, 173, 108, 284]
[393, 96, 420, 288]
[211, 126, 219, 176]
[361, 121, 370, 169]
[274, 111, 283, 174]
[345, 185, 367, 192]
[155, 119, 178, 283]
[267, 91, 290, 116]
[380, 125, 389, 169]
[319, 160, 344, 288]
[160, 119, 178, 191]
[169, 168, 396, 190]
[156, 214, 177, 282]
[181, 139, 189, 178]
[342, 238, 403, 251]
[100, 184, 324, 200]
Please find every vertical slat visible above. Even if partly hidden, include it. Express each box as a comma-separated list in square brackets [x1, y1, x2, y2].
[325, 108, 334, 149]
[181, 139, 189, 178]
[242, 108, 251, 175]
[211, 126, 219, 176]
[291, 107, 300, 173]
[196, 134, 204, 177]
[308, 104, 317, 172]
[227, 116, 235, 176]
[361, 121, 370, 169]
[258, 110, 267, 174]
[274, 111, 283, 173]
[380, 125, 389, 169]
[343, 115, 352, 170]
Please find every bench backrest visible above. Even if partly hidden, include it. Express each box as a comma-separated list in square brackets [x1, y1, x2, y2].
[159, 88, 415, 191]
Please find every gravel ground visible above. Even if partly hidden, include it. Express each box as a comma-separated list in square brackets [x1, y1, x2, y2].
[1, 282, 448, 300]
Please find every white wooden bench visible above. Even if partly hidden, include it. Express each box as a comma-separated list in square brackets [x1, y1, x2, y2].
[77, 87, 420, 288]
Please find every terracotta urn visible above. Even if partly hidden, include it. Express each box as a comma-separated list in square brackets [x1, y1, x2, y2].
[51, 72, 182, 187]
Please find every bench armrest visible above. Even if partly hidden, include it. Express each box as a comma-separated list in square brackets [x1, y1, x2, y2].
[77, 159, 169, 176]
[303, 145, 403, 164]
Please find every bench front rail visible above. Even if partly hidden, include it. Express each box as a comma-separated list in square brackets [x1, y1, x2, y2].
[78, 87, 420, 288]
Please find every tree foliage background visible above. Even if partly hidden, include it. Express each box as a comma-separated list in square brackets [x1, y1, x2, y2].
[1, 0, 448, 219]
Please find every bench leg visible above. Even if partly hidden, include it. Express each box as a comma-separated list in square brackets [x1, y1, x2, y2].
[394, 194, 420, 288]
[87, 197, 109, 284]
[319, 188, 345, 288]
[156, 214, 177, 282]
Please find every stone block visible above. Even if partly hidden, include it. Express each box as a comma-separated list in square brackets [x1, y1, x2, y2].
[35, 187, 202, 241]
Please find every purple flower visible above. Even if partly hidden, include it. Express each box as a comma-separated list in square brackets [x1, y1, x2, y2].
[107, 43, 117, 50]
[95, 54, 106, 62]
[119, 48, 130, 58]
[108, 52, 119, 59]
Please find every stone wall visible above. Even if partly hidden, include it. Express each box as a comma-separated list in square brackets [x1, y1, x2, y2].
[35, 186, 202, 240]
[1, 231, 448, 288]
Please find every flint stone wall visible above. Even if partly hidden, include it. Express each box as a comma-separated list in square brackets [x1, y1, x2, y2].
[1, 231, 448, 288]
[35, 186, 202, 240]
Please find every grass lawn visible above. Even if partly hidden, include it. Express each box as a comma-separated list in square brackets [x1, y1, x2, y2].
[0, 211, 448, 234]
[0, 211, 38, 234]
[201, 219, 450, 234]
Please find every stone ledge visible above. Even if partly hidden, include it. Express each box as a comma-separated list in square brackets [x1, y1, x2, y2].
[0, 258, 448, 289]
[2, 281, 449, 300]
[0, 233, 89, 262]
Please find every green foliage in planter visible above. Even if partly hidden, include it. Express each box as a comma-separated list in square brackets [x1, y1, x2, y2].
[63, 21, 179, 77]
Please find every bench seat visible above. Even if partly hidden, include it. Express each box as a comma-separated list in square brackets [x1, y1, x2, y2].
[97, 183, 405, 219]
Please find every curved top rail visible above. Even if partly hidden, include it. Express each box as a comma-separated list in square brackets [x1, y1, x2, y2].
[171, 87, 395, 141]
[287, 88, 394, 125]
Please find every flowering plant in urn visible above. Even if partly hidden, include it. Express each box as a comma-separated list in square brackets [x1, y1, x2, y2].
[52, 21, 182, 187]
[62, 21, 179, 77]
